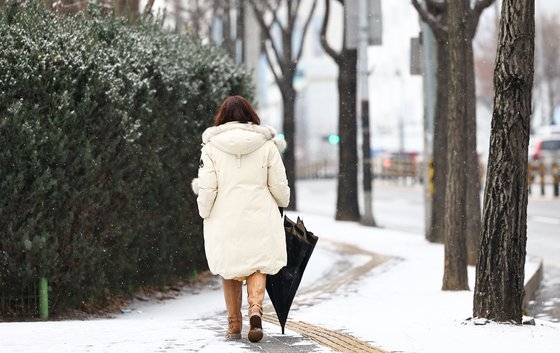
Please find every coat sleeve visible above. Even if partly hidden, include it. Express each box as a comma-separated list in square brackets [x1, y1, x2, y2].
[196, 145, 218, 219]
[267, 143, 290, 207]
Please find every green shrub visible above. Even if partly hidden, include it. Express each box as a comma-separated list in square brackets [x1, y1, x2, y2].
[0, 2, 253, 316]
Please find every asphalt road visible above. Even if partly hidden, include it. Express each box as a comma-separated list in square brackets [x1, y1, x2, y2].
[526, 186, 560, 323]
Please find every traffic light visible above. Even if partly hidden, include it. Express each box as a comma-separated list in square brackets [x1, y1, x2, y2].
[327, 134, 340, 145]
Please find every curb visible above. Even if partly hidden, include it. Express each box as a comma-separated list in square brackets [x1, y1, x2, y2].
[523, 256, 544, 311]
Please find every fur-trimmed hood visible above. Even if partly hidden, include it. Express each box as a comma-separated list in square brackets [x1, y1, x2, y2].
[202, 122, 287, 155]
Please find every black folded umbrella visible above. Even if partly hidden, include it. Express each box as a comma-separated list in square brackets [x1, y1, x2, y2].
[266, 215, 319, 334]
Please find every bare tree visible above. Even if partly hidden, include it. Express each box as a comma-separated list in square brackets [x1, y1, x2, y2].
[158, 1, 243, 60]
[414, 0, 493, 273]
[218, 0, 237, 57]
[180, 0, 214, 37]
[536, 14, 560, 125]
[29, 0, 142, 19]
[114, 0, 140, 22]
[143, 0, 156, 17]
[320, 0, 360, 221]
[442, 0, 469, 290]
[249, 0, 318, 210]
[473, 10, 560, 128]
[464, 0, 496, 269]
[412, 0, 449, 245]
[473, 0, 534, 323]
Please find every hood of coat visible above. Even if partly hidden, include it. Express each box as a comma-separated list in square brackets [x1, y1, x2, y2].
[202, 122, 286, 155]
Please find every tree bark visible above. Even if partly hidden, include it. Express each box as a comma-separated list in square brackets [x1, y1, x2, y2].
[320, 0, 360, 221]
[429, 37, 449, 244]
[221, 0, 237, 58]
[465, 41, 481, 267]
[280, 81, 298, 210]
[463, 0, 496, 267]
[415, 2, 492, 259]
[335, 48, 360, 221]
[473, 0, 534, 323]
[442, 0, 469, 291]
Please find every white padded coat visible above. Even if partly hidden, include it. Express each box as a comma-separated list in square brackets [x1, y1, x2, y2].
[194, 122, 290, 279]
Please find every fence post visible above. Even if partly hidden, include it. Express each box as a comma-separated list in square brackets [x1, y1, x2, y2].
[539, 163, 546, 196]
[553, 163, 559, 197]
[39, 277, 48, 319]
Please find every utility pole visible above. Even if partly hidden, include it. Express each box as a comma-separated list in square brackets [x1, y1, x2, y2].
[359, 0, 376, 226]
[419, 7, 437, 241]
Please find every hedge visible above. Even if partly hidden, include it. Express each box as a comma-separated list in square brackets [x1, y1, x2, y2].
[0, 2, 253, 317]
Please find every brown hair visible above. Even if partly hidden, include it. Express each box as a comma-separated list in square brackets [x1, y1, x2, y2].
[213, 96, 261, 126]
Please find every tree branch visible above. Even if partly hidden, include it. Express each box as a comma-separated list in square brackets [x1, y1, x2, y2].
[293, 0, 302, 23]
[263, 0, 287, 38]
[468, 0, 496, 39]
[262, 41, 284, 88]
[411, 0, 447, 40]
[295, 0, 318, 62]
[143, 0, 156, 18]
[472, 0, 495, 16]
[320, 0, 341, 63]
[249, 0, 285, 75]
[426, 0, 445, 11]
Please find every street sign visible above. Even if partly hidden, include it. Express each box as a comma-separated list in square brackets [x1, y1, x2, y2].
[345, 0, 383, 49]
[410, 36, 423, 75]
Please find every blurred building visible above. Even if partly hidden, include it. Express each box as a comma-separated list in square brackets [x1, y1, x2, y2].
[294, 56, 339, 171]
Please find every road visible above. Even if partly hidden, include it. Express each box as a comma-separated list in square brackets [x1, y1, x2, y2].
[526, 186, 560, 322]
[526, 186, 560, 268]
[296, 178, 560, 323]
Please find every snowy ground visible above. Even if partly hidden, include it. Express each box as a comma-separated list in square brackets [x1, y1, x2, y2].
[1, 179, 559, 353]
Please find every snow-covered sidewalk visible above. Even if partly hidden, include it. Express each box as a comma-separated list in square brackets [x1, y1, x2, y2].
[1, 179, 559, 353]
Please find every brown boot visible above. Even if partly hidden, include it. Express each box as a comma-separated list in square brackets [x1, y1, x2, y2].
[222, 278, 242, 339]
[246, 271, 266, 343]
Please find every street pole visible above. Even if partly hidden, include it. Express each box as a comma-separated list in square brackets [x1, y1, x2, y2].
[420, 13, 437, 240]
[359, 0, 376, 227]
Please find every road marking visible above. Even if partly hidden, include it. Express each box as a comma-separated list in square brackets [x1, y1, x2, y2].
[261, 239, 393, 353]
[262, 315, 389, 353]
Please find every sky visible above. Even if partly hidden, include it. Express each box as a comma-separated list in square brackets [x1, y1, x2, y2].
[1, 179, 559, 353]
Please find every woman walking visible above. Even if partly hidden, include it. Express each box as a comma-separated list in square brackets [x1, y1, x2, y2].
[192, 96, 290, 342]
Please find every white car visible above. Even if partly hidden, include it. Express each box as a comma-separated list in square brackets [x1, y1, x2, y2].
[529, 133, 560, 172]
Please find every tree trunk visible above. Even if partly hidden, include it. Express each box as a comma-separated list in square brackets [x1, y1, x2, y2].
[320, 0, 360, 221]
[463, 0, 498, 268]
[465, 40, 481, 267]
[281, 81, 297, 211]
[473, 0, 534, 323]
[414, 0, 449, 244]
[442, 0, 469, 291]
[428, 38, 449, 244]
[336, 48, 360, 221]
[248, 0, 317, 212]
[221, 0, 237, 58]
